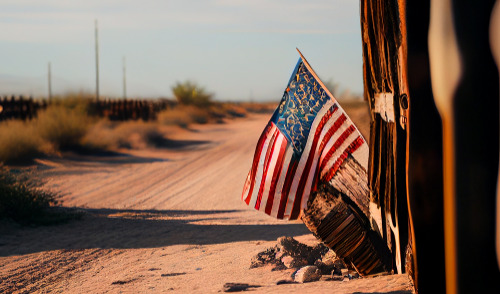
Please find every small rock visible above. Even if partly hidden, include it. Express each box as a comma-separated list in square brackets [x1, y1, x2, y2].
[250, 246, 283, 269]
[281, 256, 308, 269]
[348, 271, 360, 279]
[314, 260, 336, 275]
[322, 249, 337, 262]
[343, 277, 350, 282]
[308, 243, 329, 264]
[222, 283, 260, 292]
[294, 266, 322, 283]
[276, 237, 311, 259]
[333, 258, 348, 269]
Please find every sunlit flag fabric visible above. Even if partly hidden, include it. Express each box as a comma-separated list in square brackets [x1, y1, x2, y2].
[242, 51, 369, 220]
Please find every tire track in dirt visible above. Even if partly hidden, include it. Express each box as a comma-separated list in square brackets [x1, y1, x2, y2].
[0, 249, 123, 294]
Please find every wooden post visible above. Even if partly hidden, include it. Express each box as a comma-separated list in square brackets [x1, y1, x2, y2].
[405, 0, 447, 293]
[95, 19, 100, 102]
[48, 62, 52, 101]
[360, 0, 412, 280]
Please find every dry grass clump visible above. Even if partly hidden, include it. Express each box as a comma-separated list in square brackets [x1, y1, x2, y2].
[0, 164, 81, 225]
[0, 120, 48, 163]
[83, 120, 168, 150]
[36, 105, 92, 150]
[158, 105, 211, 127]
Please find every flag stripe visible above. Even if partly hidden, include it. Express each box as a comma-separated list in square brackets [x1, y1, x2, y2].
[277, 157, 299, 219]
[289, 104, 338, 219]
[324, 136, 365, 182]
[318, 114, 348, 164]
[319, 124, 356, 176]
[265, 138, 288, 214]
[258, 133, 286, 212]
[245, 123, 276, 205]
[270, 147, 294, 218]
[300, 110, 351, 210]
[255, 128, 279, 210]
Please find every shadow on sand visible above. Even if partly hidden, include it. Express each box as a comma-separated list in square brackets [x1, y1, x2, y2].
[0, 208, 310, 256]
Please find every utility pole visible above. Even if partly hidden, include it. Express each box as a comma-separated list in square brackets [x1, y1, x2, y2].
[123, 56, 127, 99]
[95, 19, 100, 102]
[48, 62, 52, 101]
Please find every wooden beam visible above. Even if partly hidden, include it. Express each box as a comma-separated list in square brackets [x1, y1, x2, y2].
[360, 0, 412, 280]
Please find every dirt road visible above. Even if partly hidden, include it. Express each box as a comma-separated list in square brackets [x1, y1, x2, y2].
[0, 112, 412, 293]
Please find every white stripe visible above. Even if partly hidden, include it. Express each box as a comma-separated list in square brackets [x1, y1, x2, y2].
[299, 112, 341, 210]
[270, 146, 294, 218]
[248, 125, 276, 208]
[318, 113, 350, 163]
[283, 100, 335, 218]
[351, 141, 369, 171]
[320, 130, 360, 177]
[259, 134, 285, 212]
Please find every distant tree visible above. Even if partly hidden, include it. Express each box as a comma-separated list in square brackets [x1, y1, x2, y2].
[171, 81, 213, 107]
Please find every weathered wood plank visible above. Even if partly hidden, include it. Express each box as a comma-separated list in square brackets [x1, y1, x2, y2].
[301, 179, 392, 276]
[360, 0, 412, 280]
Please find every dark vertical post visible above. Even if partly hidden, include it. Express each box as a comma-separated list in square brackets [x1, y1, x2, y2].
[95, 19, 100, 102]
[451, 1, 500, 292]
[48, 62, 52, 101]
[123, 56, 127, 100]
[406, 1, 446, 293]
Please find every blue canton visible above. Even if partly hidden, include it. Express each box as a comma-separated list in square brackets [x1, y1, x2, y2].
[272, 59, 330, 156]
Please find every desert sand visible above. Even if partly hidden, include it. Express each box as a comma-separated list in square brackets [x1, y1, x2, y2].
[0, 107, 413, 293]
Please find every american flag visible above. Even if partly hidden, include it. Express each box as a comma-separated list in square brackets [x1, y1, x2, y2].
[242, 52, 369, 220]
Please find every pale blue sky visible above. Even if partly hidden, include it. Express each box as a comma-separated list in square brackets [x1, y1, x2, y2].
[0, 0, 363, 101]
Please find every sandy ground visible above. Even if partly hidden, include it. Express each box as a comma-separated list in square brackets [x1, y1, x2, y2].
[0, 105, 414, 293]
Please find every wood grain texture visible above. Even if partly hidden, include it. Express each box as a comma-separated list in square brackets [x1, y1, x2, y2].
[360, 0, 412, 280]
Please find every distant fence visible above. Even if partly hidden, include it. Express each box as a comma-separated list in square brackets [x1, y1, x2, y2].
[0, 95, 47, 122]
[90, 99, 175, 121]
[0, 96, 176, 122]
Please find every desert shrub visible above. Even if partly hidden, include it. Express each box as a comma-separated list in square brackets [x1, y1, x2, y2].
[83, 120, 168, 149]
[49, 92, 95, 114]
[0, 165, 78, 225]
[35, 105, 92, 150]
[158, 105, 212, 127]
[0, 120, 49, 163]
[157, 108, 193, 128]
[172, 81, 213, 107]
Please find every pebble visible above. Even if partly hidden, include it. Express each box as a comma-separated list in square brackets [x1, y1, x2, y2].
[293, 265, 322, 283]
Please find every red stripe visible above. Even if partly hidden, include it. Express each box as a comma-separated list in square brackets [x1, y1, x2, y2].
[324, 136, 365, 182]
[319, 124, 356, 174]
[265, 139, 288, 215]
[289, 105, 338, 219]
[255, 129, 279, 210]
[310, 110, 348, 198]
[244, 123, 274, 204]
[276, 156, 299, 219]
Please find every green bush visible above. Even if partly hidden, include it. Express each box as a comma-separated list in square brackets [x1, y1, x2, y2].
[172, 81, 213, 107]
